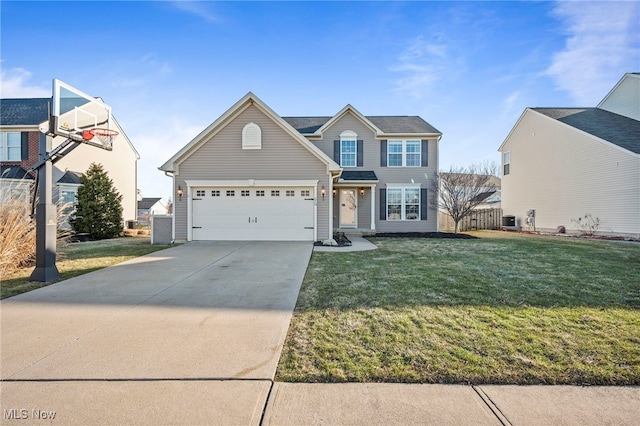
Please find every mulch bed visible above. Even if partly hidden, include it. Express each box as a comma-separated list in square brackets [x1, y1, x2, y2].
[372, 232, 478, 239]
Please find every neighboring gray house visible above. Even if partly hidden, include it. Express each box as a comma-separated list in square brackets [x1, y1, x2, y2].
[0, 97, 140, 224]
[160, 92, 442, 242]
[499, 73, 640, 238]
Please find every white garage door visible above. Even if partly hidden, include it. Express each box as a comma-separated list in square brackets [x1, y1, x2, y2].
[191, 186, 315, 241]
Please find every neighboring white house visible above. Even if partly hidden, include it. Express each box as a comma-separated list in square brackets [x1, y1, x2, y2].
[499, 73, 640, 238]
[137, 197, 169, 226]
[0, 98, 140, 224]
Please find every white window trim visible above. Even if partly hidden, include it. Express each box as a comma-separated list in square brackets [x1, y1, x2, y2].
[340, 130, 357, 167]
[387, 139, 421, 167]
[503, 151, 511, 176]
[386, 184, 421, 221]
[1, 132, 22, 161]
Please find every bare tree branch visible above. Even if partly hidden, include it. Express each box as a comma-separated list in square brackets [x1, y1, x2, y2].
[430, 162, 499, 234]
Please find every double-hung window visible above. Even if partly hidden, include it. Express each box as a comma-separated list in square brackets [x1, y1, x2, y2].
[340, 139, 356, 167]
[1, 132, 21, 161]
[503, 151, 510, 176]
[387, 139, 421, 167]
[386, 186, 421, 221]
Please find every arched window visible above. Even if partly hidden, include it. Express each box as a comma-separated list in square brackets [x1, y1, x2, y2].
[242, 122, 261, 150]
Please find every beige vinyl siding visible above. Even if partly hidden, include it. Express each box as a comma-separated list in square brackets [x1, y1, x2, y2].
[173, 105, 330, 241]
[598, 75, 640, 121]
[314, 111, 439, 232]
[501, 109, 640, 238]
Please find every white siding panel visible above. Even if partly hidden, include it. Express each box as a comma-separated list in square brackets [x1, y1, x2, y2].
[501, 110, 640, 237]
[598, 75, 640, 121]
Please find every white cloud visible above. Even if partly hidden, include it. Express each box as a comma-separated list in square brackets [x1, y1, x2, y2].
[171, 1, 221, 23]
[391, 35, 463, 99]
[0, 67, 50, 98]
[546, 1, 640, 105]
[501, 91, 521, 119]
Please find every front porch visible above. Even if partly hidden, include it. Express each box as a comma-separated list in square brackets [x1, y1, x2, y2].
[331, 170, 378, 233]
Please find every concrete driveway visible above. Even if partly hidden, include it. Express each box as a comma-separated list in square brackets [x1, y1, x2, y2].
[1, 241, 311, 424]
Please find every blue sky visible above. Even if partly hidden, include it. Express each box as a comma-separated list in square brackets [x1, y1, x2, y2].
[2, 1, 638, 200]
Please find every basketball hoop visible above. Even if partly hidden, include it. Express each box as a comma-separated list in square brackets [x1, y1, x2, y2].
[88, 127, 118, 150]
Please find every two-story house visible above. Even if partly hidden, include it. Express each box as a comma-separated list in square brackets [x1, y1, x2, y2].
[160, 92, 442, 242]
[499, 73, 640, 238]
[0, 98, 140, 225]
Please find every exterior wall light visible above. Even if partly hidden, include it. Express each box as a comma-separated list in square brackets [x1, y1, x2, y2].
[320, 185, 326, 200]
[360, 187, 365, 197]
[177, 185, 184, 201]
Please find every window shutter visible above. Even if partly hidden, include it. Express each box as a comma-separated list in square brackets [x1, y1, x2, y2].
[357, 140, 363, 167]
[380, 188, 386, 220]
[421, 140, 428, 167]
[420, 188, 428, 220]
[21, 132, 29, 160]
[334, 140, 340, 163]
[380, 140, 387, 167]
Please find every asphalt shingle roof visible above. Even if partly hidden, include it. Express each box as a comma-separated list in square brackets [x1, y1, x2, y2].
[283, 115, 440, 135]
[0, 98, 50, 126]
[138, 197, 162, 210]
[57, 171, 82, 185]
[0, 165, 34, 179]
[339, 170, 379, 181]
[533, 108, 640, 155]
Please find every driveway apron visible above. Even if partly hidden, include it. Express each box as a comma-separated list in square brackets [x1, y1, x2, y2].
[1, 241, 311, 424]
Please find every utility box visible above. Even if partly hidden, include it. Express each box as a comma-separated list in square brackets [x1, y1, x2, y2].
[151, 215, 172, 245]
[502, 215, 516, 227]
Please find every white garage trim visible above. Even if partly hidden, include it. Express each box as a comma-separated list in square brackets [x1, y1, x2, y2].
[185, 179, 319, 188]
[186, 180, 318, 241]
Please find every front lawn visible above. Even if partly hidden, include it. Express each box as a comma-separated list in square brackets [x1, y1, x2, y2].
[1, 237, 172, 299]
[276, 231, 640, 385]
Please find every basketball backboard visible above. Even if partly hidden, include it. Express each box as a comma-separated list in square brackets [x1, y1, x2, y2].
[38, 79, 115, 149]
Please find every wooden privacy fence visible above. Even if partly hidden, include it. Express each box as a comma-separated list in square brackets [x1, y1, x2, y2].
[439, 208, 503, 232]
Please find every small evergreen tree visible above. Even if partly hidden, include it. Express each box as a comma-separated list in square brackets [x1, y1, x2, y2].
[72, 163, 123, 239]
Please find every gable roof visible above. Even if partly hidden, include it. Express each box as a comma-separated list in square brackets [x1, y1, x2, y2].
[0, 165, 34, 180]
[138, 197, 163, 209]
[283, 112, 441, 136]
[0, 98, 50, 126]
[597, 73, 640, 109]
[531, 108, 640, 155]
[159, 92, 341, 173]
[57, 170, 82, 185]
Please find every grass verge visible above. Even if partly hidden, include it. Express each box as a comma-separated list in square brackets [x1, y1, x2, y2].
[1, 237, 172, 299]
[276, 231, 640, 385]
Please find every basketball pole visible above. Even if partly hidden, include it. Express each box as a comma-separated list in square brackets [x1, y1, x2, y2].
[29, 133, 60, 282]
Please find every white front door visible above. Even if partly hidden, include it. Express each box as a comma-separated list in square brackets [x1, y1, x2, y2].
[339, 189, 357, 228]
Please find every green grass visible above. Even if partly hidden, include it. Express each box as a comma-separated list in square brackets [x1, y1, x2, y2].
[1, 237, 172, 299]
[276, 231, 640, 385]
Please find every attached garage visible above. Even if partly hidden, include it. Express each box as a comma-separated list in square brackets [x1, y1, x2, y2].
[187, 181, 317, 241]
[160, 93, 342, 243]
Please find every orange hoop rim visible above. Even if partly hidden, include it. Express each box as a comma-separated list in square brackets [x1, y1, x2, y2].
[90, 127, 119, 138]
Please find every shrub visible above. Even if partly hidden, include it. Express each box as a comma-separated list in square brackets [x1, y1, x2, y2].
[0, 180, 74, 277]
[571, 213, 600, 236]
[0, 184, 36, 277]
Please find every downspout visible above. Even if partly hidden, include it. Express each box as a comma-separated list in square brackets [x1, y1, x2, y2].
[164, 170, 176, 242]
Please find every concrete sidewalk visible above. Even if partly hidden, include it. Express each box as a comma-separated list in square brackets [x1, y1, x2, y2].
[263, 383, 640, 425]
